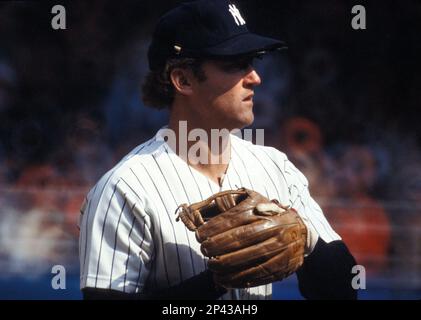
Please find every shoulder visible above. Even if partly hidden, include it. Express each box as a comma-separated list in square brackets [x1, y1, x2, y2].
[87, 136, 165, 201]
[230, 134, 308, 185]
[230, 133, 288, 162]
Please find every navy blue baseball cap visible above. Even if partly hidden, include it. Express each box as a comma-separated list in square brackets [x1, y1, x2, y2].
[148, 0, 287, 70]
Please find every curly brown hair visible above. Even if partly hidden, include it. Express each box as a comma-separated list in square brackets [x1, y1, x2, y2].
[141, 58, 207, 110]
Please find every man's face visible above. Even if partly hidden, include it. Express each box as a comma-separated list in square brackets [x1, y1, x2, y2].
[189, 55, 262, 130]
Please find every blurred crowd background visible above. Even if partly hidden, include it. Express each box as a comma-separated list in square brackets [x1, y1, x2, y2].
[0, 0, 420, 299]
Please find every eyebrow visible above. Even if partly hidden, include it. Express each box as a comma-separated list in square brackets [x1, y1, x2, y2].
[212, 56, 255, 67]
[212, 54, 259, 63]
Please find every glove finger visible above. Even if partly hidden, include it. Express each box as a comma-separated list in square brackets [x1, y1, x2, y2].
[246, 254, 305, 287]
[195, 206, 258, 242]
[195, 190, 269, 240]
[207, 229, 306, 271]
[213, 241, 305, 288]
[201, 210, 306, 256]
[217, 254, 305, 288]
[197, 203, 304, 243]
[199, 191, 247, 219]
[201, 218, 283, 257]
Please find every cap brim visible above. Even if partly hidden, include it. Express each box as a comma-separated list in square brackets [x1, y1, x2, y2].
[199, 32, 287, 57]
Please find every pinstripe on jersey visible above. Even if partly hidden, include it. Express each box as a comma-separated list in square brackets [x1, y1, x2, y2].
[79, 130, 340, 299]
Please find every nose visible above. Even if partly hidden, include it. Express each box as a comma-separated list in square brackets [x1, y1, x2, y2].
[244, 68, 261, 86]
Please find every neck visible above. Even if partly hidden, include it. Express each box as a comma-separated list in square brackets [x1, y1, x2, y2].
[168, 102, 232, 186]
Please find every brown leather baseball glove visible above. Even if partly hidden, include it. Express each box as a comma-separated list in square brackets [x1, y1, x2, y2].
[176, 188, 307, 289]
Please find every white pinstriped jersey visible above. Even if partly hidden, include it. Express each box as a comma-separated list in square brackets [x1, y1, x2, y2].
[79, 129, 340, 300]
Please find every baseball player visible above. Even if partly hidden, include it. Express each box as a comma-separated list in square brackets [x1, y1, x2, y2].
[79, 0, 357, 300]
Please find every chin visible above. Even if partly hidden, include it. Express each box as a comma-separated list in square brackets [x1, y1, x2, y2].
[233, 113, 254, 130]
[244, 114, 254, 127]
[244, 107, 255, 124]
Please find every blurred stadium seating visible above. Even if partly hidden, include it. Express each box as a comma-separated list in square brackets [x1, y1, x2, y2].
[0, 188, 419, 300]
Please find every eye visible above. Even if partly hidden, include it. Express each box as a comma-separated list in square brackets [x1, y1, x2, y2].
[222, 58, 255, 72]
[238, 59, 254, 70]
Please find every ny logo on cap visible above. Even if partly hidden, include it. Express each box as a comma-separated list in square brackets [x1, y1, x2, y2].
[228, 4, 246, 26]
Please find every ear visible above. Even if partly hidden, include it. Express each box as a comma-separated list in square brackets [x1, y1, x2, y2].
[170, 68, 194, 96]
